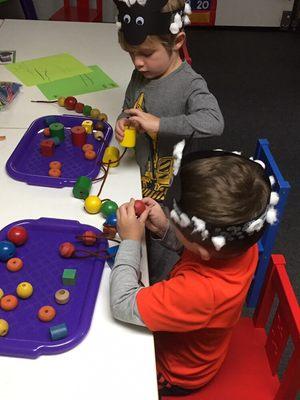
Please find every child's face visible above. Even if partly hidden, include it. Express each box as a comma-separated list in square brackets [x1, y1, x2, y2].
[126, 37, 178, 79]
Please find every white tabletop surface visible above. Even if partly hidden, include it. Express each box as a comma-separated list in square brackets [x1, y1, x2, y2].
[0, 19, 158, 400]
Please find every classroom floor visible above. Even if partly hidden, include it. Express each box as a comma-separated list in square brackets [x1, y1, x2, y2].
[186, 27, 300, 300]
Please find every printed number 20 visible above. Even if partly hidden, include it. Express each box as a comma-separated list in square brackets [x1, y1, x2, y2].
[196, 0, 210, 10]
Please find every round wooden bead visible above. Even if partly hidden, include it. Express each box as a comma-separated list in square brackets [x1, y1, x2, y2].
[7, 226, 28, 246]
[0, 294, 18, 311]
[16, 282, 33, 299]
[55, 289, 70, 305]
[84, 150, 96, 160]
[84, 196, 102, 214]
[49, 168, 61, 177]
[64, 96, 77, 110]
[82, 143, 94, 152]
[90, 108, 101, 119]
[94, 131, 104, 141]
[0, 319, 9, 336]
[94, 121, 105, 131]
[134, 200, 146, 217]
[59, 242, 75, 258]
[49, 161, 62, 170]
[75, 102, 85, 113]
[0, 288, 4, 300]
[38, 305, 56, 322]
[99, 113, 108, 121]
[7, 257, 23, 272]
[83, 105, 92, 116]
[57, 96, 66, 107]
[43, 127, 51, 137]
[0, 240, 16, 261]
[101, 200, 118, 217]
[81, 231, 97, 246]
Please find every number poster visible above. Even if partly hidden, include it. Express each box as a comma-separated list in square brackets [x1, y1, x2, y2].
[189, 0, 217, 26]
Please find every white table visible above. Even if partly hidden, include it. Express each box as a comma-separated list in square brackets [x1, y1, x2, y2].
[0, 19, 158, 400]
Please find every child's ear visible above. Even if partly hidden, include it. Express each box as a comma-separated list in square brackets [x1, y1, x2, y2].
[174, 31, 186, 51]
[195, 244, 211, 261]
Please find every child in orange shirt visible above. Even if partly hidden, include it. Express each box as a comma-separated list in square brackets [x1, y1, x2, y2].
[110, 144, 279, 396]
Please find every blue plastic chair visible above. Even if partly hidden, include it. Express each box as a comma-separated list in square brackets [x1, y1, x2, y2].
[246, 139, 291, 307]
[19, 0, 37, 19]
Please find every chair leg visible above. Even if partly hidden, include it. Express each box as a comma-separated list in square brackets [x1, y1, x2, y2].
[19, 0, 38, 19]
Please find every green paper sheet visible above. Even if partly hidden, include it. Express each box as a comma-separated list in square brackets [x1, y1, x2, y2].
[5, 53, 91, 86]
[37, 65, 118, 100]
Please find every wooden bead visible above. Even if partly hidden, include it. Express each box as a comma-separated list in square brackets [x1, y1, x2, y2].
[43, 127, 51, 137]
[82, 120, 93, 134]
[49, 161, 62, 170]
[49, 168, 61, 177]
[99, 113, 108, 121]
[0, 294, 18, 311]
[6, 257, 23, 272]
[0, 288, 4, 300]
[90, 108, 101, 119]
[71, 125, 87, 147]
[16, 282, 33, 299]
[50, 323, 68, 341]
[59, 242, 75, 258]
[83, 105, 92, 116]
[81, 230, 97, 246]
[94, 131, 104, 141]
[62, 269, 77, 286]
[84, 150, 96, 160]
[94, 121, 105, 131]
[103, 225, 117, 238]
[75, 102, 84, 113]
[7, 226, 28, 246]
[38, 305, 56, 322]
[0, 319, 9, 336]
[64, 96, 77, 110]
[55, 289, 70, 305]
[82, 143, 94, 152]
[57, 96, 66, 107]
[40, 140, 55, 157]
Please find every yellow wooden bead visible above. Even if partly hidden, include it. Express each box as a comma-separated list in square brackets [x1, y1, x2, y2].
[84, 195, 102, 214]
[81, 120, 93, 134]
[16, 282, 33, 299]
[0, 288, 4, 300]
[57, 96, 66, 107]
[120, 126, 136, 148]
[0, 319, 9, 336]
[90, 108, 101, 119]
[103, 146, 120, 167]
[99, 113, 108, 121]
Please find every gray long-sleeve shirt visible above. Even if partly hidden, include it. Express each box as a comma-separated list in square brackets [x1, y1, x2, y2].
[119, 61, 224, 175]
[110, 227, 183, 326]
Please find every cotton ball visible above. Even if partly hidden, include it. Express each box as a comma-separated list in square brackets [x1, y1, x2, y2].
[270, 192, 279, 206]
[211, 236, 226, 251]
[266, 207, 277, 224]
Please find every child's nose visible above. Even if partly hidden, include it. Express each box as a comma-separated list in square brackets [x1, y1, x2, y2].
[133, 56, 144, 69]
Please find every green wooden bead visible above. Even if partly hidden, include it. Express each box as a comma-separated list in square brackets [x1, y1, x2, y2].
[83, 105, 92, 116]
[100, 200, 118, 217]
[73, 176, 92, 199]
[49, 122, 65, 142]
[62, 269, 77, 286]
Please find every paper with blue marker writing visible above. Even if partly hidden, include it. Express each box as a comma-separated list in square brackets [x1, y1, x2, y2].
[6, 53, 91, 86]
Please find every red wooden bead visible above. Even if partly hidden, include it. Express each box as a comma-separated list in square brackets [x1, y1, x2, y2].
[40, 140, 55, 157]
[134, 200, 146, 217]
[84, 150, 96, 160]
[75, 102, 85, 113]
[81, 231, 97, 246]
[43, 127, 51, 137]
[64, 96, 77, 110]
[7, 226, 28, 246]
[59, 242, 75, 258]
[71, 126, 87, 147]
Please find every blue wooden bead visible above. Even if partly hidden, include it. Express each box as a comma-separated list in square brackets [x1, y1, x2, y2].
[0, 240, 16, 261]
[105, 213, 117, 227]
[50, 323, 68, 341]
[44, 116, 58, 126]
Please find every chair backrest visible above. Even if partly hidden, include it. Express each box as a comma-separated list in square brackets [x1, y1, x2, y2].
[253, 254, 300, 400]
[247, 138, 291, 307]
[180, 42, 192, 65]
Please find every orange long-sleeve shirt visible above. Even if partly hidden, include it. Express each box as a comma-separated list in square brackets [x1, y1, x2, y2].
[137, 245, 258, 389]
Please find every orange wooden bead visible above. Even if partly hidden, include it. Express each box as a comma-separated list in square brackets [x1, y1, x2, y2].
[0, 294, 18, 311]
[49, 161, 62, 170]
[84, 150, 96, 160]
[6, 257, 23, 272]
[49, 168, 61, 177]
[38, 305, 56, 322]
[82, 143, 94, 152]
[43, 128, 51, 137]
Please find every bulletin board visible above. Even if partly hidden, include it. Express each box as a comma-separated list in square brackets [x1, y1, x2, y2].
[189, 0, 217, 26]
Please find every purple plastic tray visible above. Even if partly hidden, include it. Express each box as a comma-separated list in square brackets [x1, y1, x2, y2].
[6, 114, 113, 188]
[0, 218, 107, 358]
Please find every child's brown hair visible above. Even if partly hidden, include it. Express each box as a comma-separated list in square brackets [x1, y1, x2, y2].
[175, 155, 271, 257]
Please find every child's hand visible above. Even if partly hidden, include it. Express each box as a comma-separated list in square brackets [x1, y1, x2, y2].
[124, 109, 160, 135]
[114, 118, 127, 143]
[142, 197, 169, 238]
[117, 198, 150, 241]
